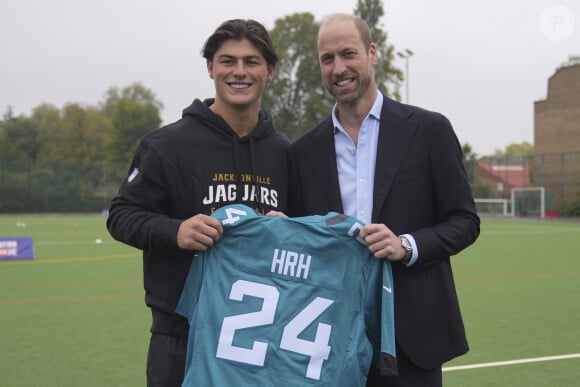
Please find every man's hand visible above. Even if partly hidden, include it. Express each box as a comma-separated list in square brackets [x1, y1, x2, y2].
[265, 210, 287, 217]
[177, 214, 223, 251]
[359, 223, 406, 261]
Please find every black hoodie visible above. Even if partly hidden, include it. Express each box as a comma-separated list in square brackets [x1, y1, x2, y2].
[107, 98, 290, 336]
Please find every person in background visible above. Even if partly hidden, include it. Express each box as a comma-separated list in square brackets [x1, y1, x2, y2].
[106, 19, 290, 387]
[288, 13, 480, 387]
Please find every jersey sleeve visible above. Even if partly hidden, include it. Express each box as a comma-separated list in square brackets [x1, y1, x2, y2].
[379, 260, 398, 375]
[325, 213, 398, 377]
[175, 252, 204, 320]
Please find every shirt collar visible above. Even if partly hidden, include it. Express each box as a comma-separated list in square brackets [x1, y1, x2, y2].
[331, 91, 383, 133]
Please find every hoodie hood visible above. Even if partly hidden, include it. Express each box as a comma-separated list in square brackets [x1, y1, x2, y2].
[182, 98, 277, 141]
[179, 99, 286, 214]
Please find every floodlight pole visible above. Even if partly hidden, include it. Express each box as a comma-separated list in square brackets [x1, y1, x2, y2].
[397, 49, 414, 104]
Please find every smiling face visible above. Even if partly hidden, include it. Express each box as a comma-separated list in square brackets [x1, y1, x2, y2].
[208, 38, 274, 114]
[317, 17, 378, 107]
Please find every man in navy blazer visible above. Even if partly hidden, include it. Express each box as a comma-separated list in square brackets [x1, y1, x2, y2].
[288, 14, 480, 387]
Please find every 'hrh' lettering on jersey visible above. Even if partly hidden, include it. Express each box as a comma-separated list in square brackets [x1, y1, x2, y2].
[270, 248, 311, 279]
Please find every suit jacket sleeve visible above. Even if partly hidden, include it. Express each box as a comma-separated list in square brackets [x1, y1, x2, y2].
[377, 110, 480, 267]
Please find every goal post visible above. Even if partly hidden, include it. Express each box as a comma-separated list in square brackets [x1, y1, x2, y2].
[511, 187, 545, 218]
[474, 198, 510, 217]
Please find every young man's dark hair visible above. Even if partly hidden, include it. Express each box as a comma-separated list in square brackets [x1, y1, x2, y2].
[201, 19, 278, 66]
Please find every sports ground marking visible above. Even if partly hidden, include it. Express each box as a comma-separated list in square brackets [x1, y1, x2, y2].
[0, 252, 139, 265]
[0, 278, 141, 290]
[443, 353, 580, 372]
[0, 293, 143, 305]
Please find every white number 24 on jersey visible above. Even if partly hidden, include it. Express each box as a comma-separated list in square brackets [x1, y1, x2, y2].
[216, 279, 334, 380]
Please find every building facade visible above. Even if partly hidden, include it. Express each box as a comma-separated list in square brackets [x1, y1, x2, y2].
[534, 57, 580, 209]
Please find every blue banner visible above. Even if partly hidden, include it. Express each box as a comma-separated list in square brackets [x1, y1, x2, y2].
[0, 237, 35, 261]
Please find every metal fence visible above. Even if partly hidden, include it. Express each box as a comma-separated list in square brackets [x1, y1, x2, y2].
[1, 151, 579, 213]
[468, 151, 580, 214]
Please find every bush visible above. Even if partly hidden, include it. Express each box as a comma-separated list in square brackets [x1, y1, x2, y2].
[559, 200, 580, 217]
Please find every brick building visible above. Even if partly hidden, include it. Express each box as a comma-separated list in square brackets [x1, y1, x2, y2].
[534, 56, 580, 208]
[477, 159, 531, 197]
[535, 57, 580, 154]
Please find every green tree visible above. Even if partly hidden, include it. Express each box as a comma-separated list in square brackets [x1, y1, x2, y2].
[263, 13, 333, 140]
[461, 142, 495, 198]
[102, 82, 163, 163]
[0, 108, 40, 162]
[462, 142, 478, 162]
[0, 108, 17, 161]
[48, 104, 110, 165]
[494, 141, 534, 156]
[461, 142, 479, 186]
[354, 0, 404, 99]
[265, 1, 403, 140]
[32, 103, 63, 163]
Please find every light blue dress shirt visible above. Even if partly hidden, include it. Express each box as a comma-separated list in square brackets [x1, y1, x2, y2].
[332, 92, 418, 266]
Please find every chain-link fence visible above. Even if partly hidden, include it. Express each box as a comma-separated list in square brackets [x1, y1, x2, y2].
[466, 151, 580, 216]
[1, 151, 579, 214]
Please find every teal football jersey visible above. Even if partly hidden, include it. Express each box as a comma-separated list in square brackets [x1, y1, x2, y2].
[176, 204, 396, 386]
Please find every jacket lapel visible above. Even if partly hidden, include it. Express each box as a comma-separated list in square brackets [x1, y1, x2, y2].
[372, 98, 417, 221]
[303, 119, 344, 213]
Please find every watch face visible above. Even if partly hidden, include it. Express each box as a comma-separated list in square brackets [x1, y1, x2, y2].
[401, 237, 412, 261]
[401, 237, 411, 250]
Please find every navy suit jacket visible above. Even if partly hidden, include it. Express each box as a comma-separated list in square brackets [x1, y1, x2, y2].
[288, 96, 480, 369]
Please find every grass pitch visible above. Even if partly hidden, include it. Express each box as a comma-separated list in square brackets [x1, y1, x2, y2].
[0, 214, 147, 387]
[0, 214, 579, 386]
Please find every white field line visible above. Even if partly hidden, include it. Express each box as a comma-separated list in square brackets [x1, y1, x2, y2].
[443, 353, 580, 372]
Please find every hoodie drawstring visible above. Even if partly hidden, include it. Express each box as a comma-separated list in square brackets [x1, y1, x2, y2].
[231, 136, 263, 214]
[248, 137, 265, 214]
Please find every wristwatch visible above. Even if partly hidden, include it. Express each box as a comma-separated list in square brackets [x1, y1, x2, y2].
[400, 235, 413, 262]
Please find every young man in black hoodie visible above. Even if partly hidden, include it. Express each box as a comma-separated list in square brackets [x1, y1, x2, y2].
[106, 19, 290, 387]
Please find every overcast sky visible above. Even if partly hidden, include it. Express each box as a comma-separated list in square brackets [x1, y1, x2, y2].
[1, 0, 578, 156]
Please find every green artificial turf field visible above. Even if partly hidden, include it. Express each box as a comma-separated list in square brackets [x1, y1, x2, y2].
[0, 214, 578, 386]
[0, 214, 147, 387]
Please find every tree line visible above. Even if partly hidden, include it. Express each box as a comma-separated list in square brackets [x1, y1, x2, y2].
[0, 82, 163, 212]
[4, 0, 510, 213]
[1, 0, 403, 168]
[0, 83, 162, 168]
